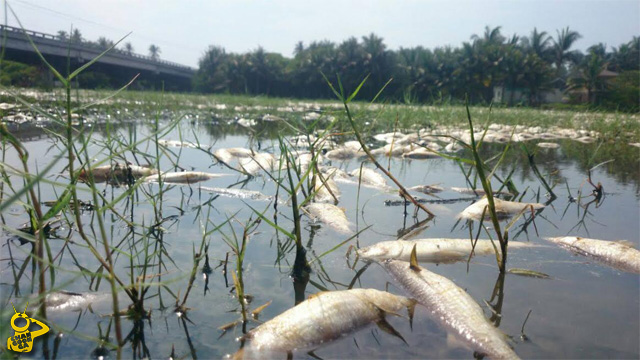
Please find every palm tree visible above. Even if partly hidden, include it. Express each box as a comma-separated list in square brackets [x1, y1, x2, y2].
[148, 45, 161, 60]
[552, 27, 582, 80]
[567, 50, 607, 104]
[70, 29, 83, 44]
[522, 28, 552, 61]
[57, 30, 68, 42]
[123, 42, 134, 55]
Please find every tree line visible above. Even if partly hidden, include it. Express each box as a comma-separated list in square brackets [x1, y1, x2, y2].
[55, 29, 162, 61]
[194, 26, 639, 110]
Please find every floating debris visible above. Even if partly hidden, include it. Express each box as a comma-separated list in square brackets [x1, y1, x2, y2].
[304, 203, 352, 233]
[313, 176, 341, 204]
[381, 254, 519, 359]
[458, 197, 545, 220]
[545, 237, 640, 274]
[236, 289, 413, 357]
[358, 238, 536, 263]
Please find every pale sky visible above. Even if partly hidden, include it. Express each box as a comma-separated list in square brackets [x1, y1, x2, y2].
[4, 0, 639, 68]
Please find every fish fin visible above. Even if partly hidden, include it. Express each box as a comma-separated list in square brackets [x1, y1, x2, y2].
[615, 240, 636, 248]
[409, 245, 421, 272]
[376, 317, 408, 345]
[407, 299, 417, 330]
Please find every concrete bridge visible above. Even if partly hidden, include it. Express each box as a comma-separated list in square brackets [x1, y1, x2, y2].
[1, 25, 195, 90]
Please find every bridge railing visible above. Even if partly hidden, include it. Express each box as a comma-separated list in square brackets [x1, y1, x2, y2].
[1, 24, 194, 71]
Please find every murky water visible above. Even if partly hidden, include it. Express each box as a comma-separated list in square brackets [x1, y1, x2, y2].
[1, 113, 639, 359]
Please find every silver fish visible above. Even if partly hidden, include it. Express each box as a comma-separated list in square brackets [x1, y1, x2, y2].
[237, 289, 413, 357]
[450, 187, 513, 197]
[545, 237, 640, 274]
[239, 153, 276, 175]
[145, 171, 229, 184]
[458, 197, 544, 220]
[79, 163, 157, 184]
[199, 186, 272, 201]
[407, 184, 445, 194]
[157, 139, 197, 148]
[350, 167, 390, 190]
[358, 238, 536, 263]
[381, 254, 519, 359]
[304, 203, 352, 233]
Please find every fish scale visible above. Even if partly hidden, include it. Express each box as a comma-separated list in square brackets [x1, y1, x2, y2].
[381, 259, 520, 359]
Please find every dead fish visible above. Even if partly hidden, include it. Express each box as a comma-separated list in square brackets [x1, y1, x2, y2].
[319, 165, 350, 181]
[407, 184, 445, 194]
[536, 142, 560, 149]
[45, 291, 101, 311]
[507, 268, 551, 279]
[157, 139, 197, 148]
[213, 147, 254, 165]
[350, 167, 389, 190]
[325, 147, 361, 160]
[380, 250, 520, 359]
[370, 144, 413, 157]
[313, 176, 341, 203]
[458, 197, 544, 221]
[574, 136, 596, 144]
[450, 187, 513, 197]
[199, 186, 272, 201]
[237, 118, 256, 128]
[358, 238, 536, 263]
[79, 163, 157, 184]
[146, 171, 230, 184]
[545, 237, 640, 274]
[239, 153, 276, 175]
[402, 147, 439, 159]
[304, 203, 352, 233]
[237, 289, 413, 357]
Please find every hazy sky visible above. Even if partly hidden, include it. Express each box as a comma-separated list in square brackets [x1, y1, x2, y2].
[4, 0, 639, 68]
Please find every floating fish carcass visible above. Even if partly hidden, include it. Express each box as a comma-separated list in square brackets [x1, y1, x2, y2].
[304, 203, 352, 233]
[545, 236, 640, 274]
[157, 139, 197, 148]
[450, 187, 513, 197]
[236, 289, 413, 357]
[536, 142, 560, 149]
[325, 147, 362, 160]
[407, 184, 445, 194]
[349, 167, 389, 189]
[146, 171, 229, 184]
[313, 175, 341, 203]
[381, 257, 519, 359]
[79, 163, 157, 184]
[199, 186, 272, 201]
[402, 147, 440, 159]
[358, 238, 536, 263]
[238, 153, 277, 175]
[458, 197, 544, 220]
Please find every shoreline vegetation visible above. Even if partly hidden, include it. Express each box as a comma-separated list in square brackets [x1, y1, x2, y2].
[2, 25, 638, 112]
